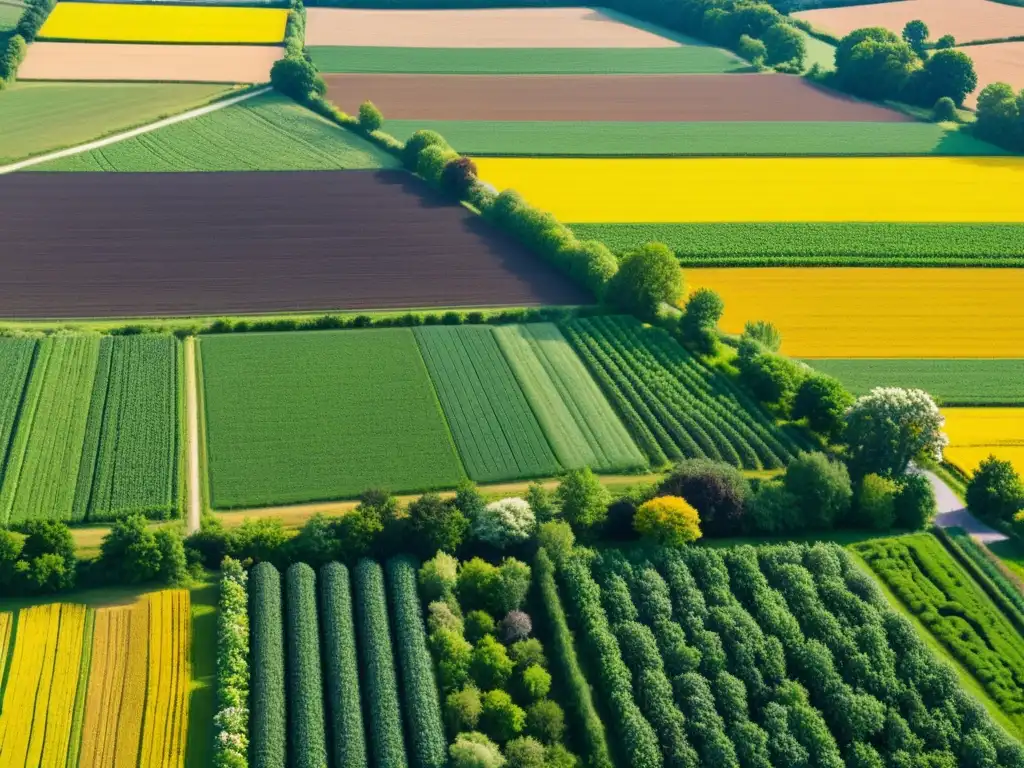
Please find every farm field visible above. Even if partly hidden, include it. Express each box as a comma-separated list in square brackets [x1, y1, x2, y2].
[562, 315, 806, 469]
[414, 325, 559, 483]
[471, 157, 1024, 223]
[200, 330, 464, 508]
[37, 91, 399, 172]
[571, 222, 1024, 264]
[962, 41, 1024, 108]
[309, 45, 746, 74]
[942, 408, 1024, 476]
[684, 268, 1024, 357]
[0, 171, 588, 317]
[38, 2, 287, 43]
[794, 0, 1024, 44]
[18, 42, 283, 83]
[386, 119, 1001, 156]
[0, 82, 231, 165]
[804, 359, 1024, 405]
[854, 533, 1024, 736]
[0, 3, 21, 31]
[324, 73, 907, 121]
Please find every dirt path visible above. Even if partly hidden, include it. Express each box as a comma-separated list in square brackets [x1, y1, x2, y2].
[924, 468, 1007, 544]
[0, 86, 270, 176]
[185, 337, 200, 536]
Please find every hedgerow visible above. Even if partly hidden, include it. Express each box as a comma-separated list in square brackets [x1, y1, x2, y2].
[355, 559, 408, 768]
[387, 557, 447, 768]
[319, 562, 367, 768]
[285, 563, 328, 768]
[249, 562, 286, 768]
[214, 558, 249, 768]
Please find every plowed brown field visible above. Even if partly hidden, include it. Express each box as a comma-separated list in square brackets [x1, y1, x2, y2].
[18, 42, 282, 83]
[324, 73, 912, 121]
[0, 171, 589, 317]
[305, 7, 679, 47]
[795, 0, 1024, 44]
[962, 42, 1024, 107]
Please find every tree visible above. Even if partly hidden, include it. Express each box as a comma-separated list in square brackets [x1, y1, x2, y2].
[442, 157, 479, 199]
[679, 288, 724, 355]
[358, 100, 383, 132]
[504, 737, 546, 768]
[100, 513, 162, 584]
[0, 530, 21, 592]
[403, 129, 449, 170]
[446, 686, 483, 734]
[231, 517, 289, 565]
[500, 610, 532, 643]
[333, 505, 383, 563]
[738, 34, 767, 67]
[902, 20, 930, 56]
[480, 689, 526, 742]
[974, 82, 1024, 150]
[966, 456, 1024, 522]
[608, 243, 682, 319]
[556, 468, 610, 530]
[155, 526, 188, 586]
[496, 558, 532, 614]
[510, 638, 546, 671]
[0, 35, 26, 82]
[21, 519, 75, 566]
[458, 558, 502, 613]
[919, 49, 977, 106]
[407, 493, 469, 556]
[420, 551, 460, 602]
[764, 23, 806, 67]
[428, 601, 464, 635]
[21, 553, 74, 594]
[269, 55, 325, 102]
[658, 458, 751, 536]
[844, 387, 947, 477]
[472, 498, 536, 548]
[783, 452, 853, 530]
[933, 95, 958, 122]
[894, 473, 937, 529]
[449, 731, 505, 768]
[854, 474, 899, 530]
[537, 521, 574, 566]
[793, 374, 854, 441]
[288, 513, 338, 567]
[737, 341, 807, 408]
[634, 496, 702, 547]
[935, 34, 956, 49]
[520, 665, 551, 701]
[743, 320, 781, 351]
[748, 481, 801, 533]
[525, 483, 558, 522]
[835, 28, 918, 100]
[526, 700, 565, 744]
[466, 610, 497, 644]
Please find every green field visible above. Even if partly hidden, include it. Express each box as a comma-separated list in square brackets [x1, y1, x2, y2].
[569, 223, 1024, 265]
[798, 29, 836, 70]
[804, 359, 1024, 405]
[0, 82, 233, 165]
[0, 3, 21, 32]
[387, 120, 1002, 156]
[37, 92, 399, 172]
[492, 323, 646, 473]
[0, 339, 36, 489]
[413, 326, 559, 483]
[200, 330, 464, 508]
[0, 335, 100, 525]
[309, 45, 748, 74]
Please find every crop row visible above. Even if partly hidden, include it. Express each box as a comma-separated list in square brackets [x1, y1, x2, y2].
[561, 315, 803, 468]
[214, 558, 249, 768]
[288, 563, 329, 768]
[942, 527, 1024, 619]
[139, 590, 190, 767]
[250, 562, 287, 768]
[0, 338, 36, 498]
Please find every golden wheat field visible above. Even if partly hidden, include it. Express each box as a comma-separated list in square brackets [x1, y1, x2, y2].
[38, 2, 287, 44]
[684, 268, 1024, 358]
[471, 157, 1024, 223]
[943, 408, 1024, 476]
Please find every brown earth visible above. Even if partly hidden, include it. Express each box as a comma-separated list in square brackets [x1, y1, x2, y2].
[18, 42, 283, 83]
[0, 170, 590, 317]
[325, 73, 913, 121]
[305, 7, 680, 47]
[961, 41, 1024, 108]
[795, 0, 1024, 45]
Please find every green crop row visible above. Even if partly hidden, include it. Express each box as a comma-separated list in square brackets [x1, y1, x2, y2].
[214, 558, 250, 768]
[561, 316, 803, 469]
[286, 563, 329, 768]
[355, 559, 408, 768]
[0, 339, 36, 499]
[940, 528, 1024, 629]
[319, 562, 368, 768]
[387, 557, 447, 768]
[249, 562, 287, 768]
[72, 338, 113, 523]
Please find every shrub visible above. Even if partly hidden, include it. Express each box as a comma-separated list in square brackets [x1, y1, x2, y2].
[793, 374, 854, 441]
[500, 610, 532, 643]
[427, 601, 463, 635]
[935, 34, 956, 49]
[472, 635, 515, 690]
[403, 130, 449, 169]
[521, 664, 552, 701]
[407, 493, 468, 558]
[473, 498, 536, 548]
[894, 473, 937, 529]
[854, 474, 899, 530]
[419, 551, 459, 603]
[358, 101, 384, 132]
[270, 55, 325, 102]
[678, 287, 724, 355]
[742, 320, 781, 352]
[967, 456, 1024, 522]
[738, 34, 767, 66]
[526, 484, 558, 522]
[480, 689, 526, 742]
[0, 35, 27, 83]
[764, 23, 805, 68]
[446, 686, 483, 734]
[442, 156, 479, 199]
[737, 342, 808, 408]
[417, 144, 460, 187]
[565, 240, 619, 299]
[609, 243, 682, 320]
[556, 469, 610, 530]
[388, 558, 447, 768]
[249, 562, 286, 768]
[918, 49, 977, 107]
[449, 732, 505, 768]
[933, 96, 958, 122]
[458, 558, 501, 614]
[510, 638, 546, 671]
[320, 563, 367, 768]
[465, 610, 496, 643]
[527, 699, 566, 744]
[844, 387, 947, 478]
[432, 628, 473, 693]
[658, 458, 750, 536]
[505, 737, 546, 768]
[285, 564, 328, 768]
[834, 27, 917, 101]
[537, 521, 574, 566]
[635, 496, 702, 547]
[213, 558, 249, 768]
[544, 744, 577, 768]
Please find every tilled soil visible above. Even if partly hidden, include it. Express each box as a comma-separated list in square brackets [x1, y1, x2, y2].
[961, 42, 1024, 108]
[325, 73, 913, 121]
[0, 170, 589, 317]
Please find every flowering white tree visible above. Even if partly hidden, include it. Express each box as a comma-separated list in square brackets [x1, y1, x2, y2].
[844, 387, 948, 477]
[472, 497, 536, 548]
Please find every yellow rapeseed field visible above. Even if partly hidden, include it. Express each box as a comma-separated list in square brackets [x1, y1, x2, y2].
[943, 408, 1024, 476]
[0, 612, 11, 672]
[39, 2, 287, 44]
[684, 267, 1024, 358]
[140, 590, 191, 768]
[471, 157, 1024, 223]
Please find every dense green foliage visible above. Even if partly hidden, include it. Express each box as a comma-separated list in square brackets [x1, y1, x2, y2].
[569, 223, 1024, 266]
[414, 326, 558, 482]
[388, 557, 448, 768]
[804, 359, 1024, 406]
[492, 323, 646, 473]
[201, 330, 463, 507]
[250, 562, 287, 768]
[0, 338, 36, 498]
[214, 558, 249, 768]
[975, 82, 1024, 153]
[286, 563, 329, 768]
[942, 527, 1024, 626]
[967, 457, 1024, 523]
[319, 562, 367, 768]
[561, 315, 805, 469]
[356, 559, 409, 768]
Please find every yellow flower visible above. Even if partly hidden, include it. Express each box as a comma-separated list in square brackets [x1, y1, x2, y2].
[635, 495, 702, 547]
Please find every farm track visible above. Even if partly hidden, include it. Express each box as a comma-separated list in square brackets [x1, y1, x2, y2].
[324, 73, 912, 122]
[0, 170, 588, 316]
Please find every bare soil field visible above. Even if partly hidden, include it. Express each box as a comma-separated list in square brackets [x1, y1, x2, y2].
[962, 42, 1024, 107]
[324, 73, 911, 121]
[18, 42, 283, 83]
[305, 7, 680, 47]
[0, 171, 589, 317]
[795, 0, 1024, 44]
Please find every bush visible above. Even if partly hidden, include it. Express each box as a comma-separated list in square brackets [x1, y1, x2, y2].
[213, 558, 249, 768]
[358, 101, 384, 132]
[635, 496, 702, 547]
[742, 320, 781, 352]
[249, 563, 286, 768]
[894, 473, 937, 529]
[442, 156, 479, 199]
[449, 732, 505, 768]
[505, 737, 546, 768]
[286, 564, 328, 768]
[764, 23, 805, 68]
[783, 452, 853, 530]
[537, 522, 574, 566]
[564, 240, 619, 299]
[500, 610, 532, 643]
[737, 342, 807, 409]
[446, 686, 483, 734]
[403, 129, 449, 169]
[320, 563, 367, 768]
[658, 458, 751, 536]
[933, 96, 958, 122]
[458, 558, 502, 614]
[679, 288, 724, 355]
[918, 49, 977, 107]
[432, 628, 473, 693]
[465, 610, 496, 644]
[854, 474, 899, 530]
[608, 243, 682, 320]
[966, 456, 1024, 522]
[510, 638, 546, 671]
[0, 35, 27, 83]
[526, 484, 558, 522]
[496, 559, 532, 614]
[407, 493, 468, 557]
[472, 634, 515, 690]
[556, 469, 610, 530]
[472, 498, 536, 548]
[834, 27, 917, 101]
[480, 689, 526, 742]
[417, 144, 460, 187]
[526, 700, 566, 744]
[738, 34, 767, 66]
[521, 665, 552, 701]
[793, 375, 854, 441]
[270, 55, 325, 102]
[419, 551, 459, 603]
